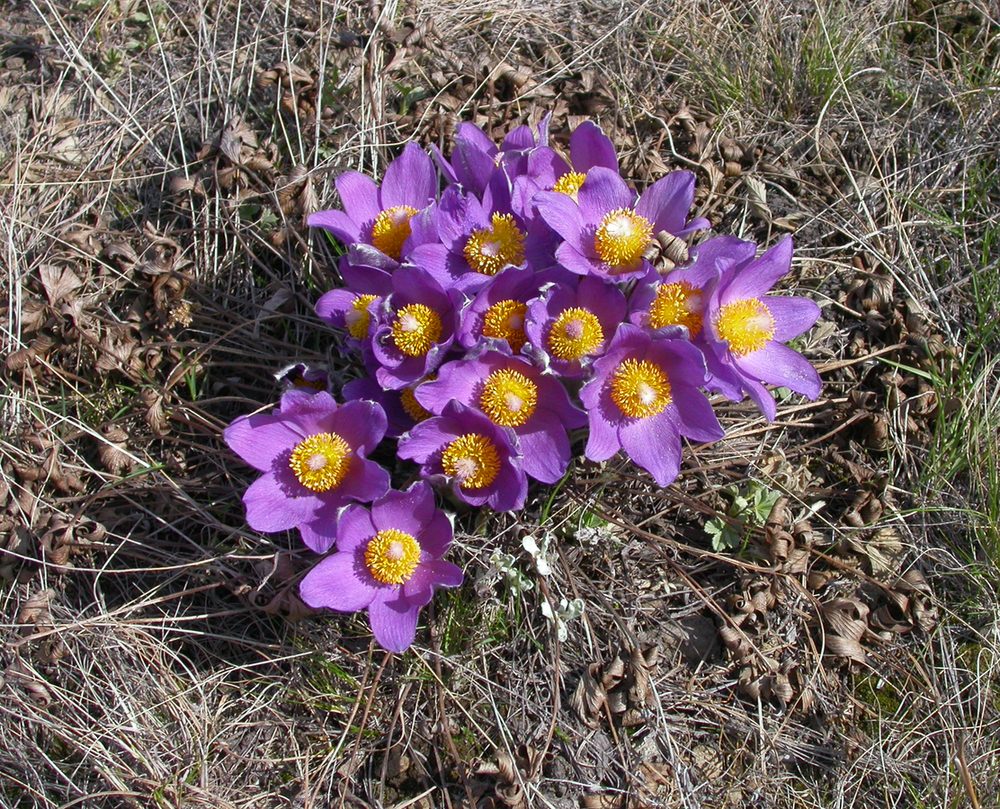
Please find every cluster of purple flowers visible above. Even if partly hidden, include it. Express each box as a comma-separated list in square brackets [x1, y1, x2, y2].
[224, 118, 821, 652]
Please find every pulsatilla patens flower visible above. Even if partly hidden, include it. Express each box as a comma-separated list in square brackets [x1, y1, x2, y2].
[525, 275, 627, 378]
[701, 236, 822, 420]
[416, 351, 586, 484]
[299, 482, 463, 653]
[315, 259, 393, 348]
[580, 324, 724, 487]
[223, 390, 390, 553]
[398, 400, 527, 512]
[370, 265, 463, 390]
[307, 142, 437, 262]
[534, 167, 708, 281]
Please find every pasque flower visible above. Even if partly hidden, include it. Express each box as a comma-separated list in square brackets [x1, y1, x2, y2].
[299, 482, 463, 653]
[223, 390, 390, 553]
[534, 167, 708, 281]
[580, 324, 724, 486]
[397, 400, 527, 512]
[307, 142, 437, 262]
[416, 350, 586, 484]
[701, 236, 822, 420]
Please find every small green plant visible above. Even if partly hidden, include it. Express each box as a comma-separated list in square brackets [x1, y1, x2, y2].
[705, 480, 782, 552]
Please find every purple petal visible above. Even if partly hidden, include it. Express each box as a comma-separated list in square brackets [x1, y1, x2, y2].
[555, 242, 601, 276]
[486, 460, 528, 512]
[368, 589, 420, 652]
[243, 472, 320, 532]
[722, 236, 793, 303]
[582, 380, 623, 462]
[671, 384, 725, 443]
[577, 167, 635, 224]
[570, 121, 618, 173]
[416, 510, 454, 558]
[744, 377, 777, 421]
[397, 417, 457, 464]
[517, 411, 570, 484]
[735, 343, 822, 399]
[329, 399, 388, 454]
[224, 414, 299, 472]
[341, 457, 391, 503]
[307, 209, 362, 243]
[297, 519, 338, 554]
[414, 359, 478, 414]
[533, 191, 586, 250]
[371, 482, 438, 537]
[381, 143, 437, 210]
[315, 288, 358, 328]
[333, 503, 378, 553]
[766, 296, 821, 341]
[407, 244, 455, 288]
[299, 551, 378, 612]
[635, 171, 695, 235]
[403, 559, 463, 606]
[619, 411, 683, 487]
[335, 171, 380, 226]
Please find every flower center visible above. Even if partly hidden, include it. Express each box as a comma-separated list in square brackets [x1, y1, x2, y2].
[364, 528, 421, 585]
[345, 294, 378, 340]
[546, 307, 604, 361]
[370, 205, 417, 260]
[441, 433, 501, 489]
[610, 358, 672, 419]
[288, 432, 352, 492]
[481, 299, 528, 352]
[552, 171, 586, 200]
[594, 208, 653, 272]
[716, 298, 775, 356]
[391, 303, 442, 357]
[463, 213, 527, 276]
[400, 385, 431, 423]
[649, 282, 703, 336]
[478, 369, 538, 428]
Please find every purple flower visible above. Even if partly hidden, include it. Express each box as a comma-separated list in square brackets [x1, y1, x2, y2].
[315, 258, 393, 347]
[299, 482, 463, 653]
[701, 236, 822, 420]
[223, 390, 390, 553]
[579, 324, 724, 486]
[370, 265, 463, 390]
[408, 185, 530, 293]
[274, 362, 330, 393]
[535, 167, 708, 281]
[525, 275, 627, 378]
[307, 143, 437, 262]
[416, 351, 586, 484]
[343, 375, 433, 439]
[397, 400, 527, 512]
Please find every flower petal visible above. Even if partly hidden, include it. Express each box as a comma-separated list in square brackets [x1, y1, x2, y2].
[243, 472, 320, 532]
[299, 551, 378, 612]
[570, 121, 618, 173]
[577, 167, 635, 224]
[766, 296, 821, 342]
[534, 191, 586, 249]
[672, 384, 725, 443]
[402, 559, 463, 606]
[335, 171, 380, 226]
[735, 342, 822, 399]
[722, 236, 793, 303]
[340, 457, 391, 504]
[224, 414, 299, 472]
[517, 411, 571, 484]
[332, 503, 378, 553]
[368, 589, 420, 653]
[380, 143, 437, 210]
[306, 209, 362, 243]
[635, 171, 695, 235]
[372, 482, 437, 537]
[619, 410, 682, 487]
[329, 399, 388, 454]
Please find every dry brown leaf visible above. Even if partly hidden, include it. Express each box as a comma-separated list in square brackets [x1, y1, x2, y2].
[39, 263, 82, 306]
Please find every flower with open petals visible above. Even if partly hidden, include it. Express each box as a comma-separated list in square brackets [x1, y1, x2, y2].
[525, 275, 626, 378]
[398, 400, 527, 512]
[307, 143, 437, 262]
[534, 167, 708, 281]
[370, 265, 463, 390]
[580, 324, 724, 486]
[416, 350, 586, 484]
[315, 258, 393, 348]
[223, 390, 390, 553]
[299, 482, 463, 653]
[702, 236, 822, 420]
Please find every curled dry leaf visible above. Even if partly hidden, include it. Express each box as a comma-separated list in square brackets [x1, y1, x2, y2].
[140, 388, 170, 436]
[97, 423, 135, 475]
[39, 263, 83, 307]
[820, 598, 869, 664]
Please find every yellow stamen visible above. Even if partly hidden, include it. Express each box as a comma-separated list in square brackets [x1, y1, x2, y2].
[391, 303, 442, 357]
[364, 528, 421, 585]
[370, 205, 417, 260]
[463, 213, 526, 276]
[553, 171, 586, 200]
[441, 433, 501, 489]
[482, 299, 528, 352]
[478, 369, 538, 428]
[610, 359, 672, 419]
[649, 282, 703, 336]
[594, 208, 653, 272]
[716, 298, 775, 356]
[346, 294, 378, 340]
[289, 432, 352, 492]
[400, 385, 431, 423]
[546, 307, 604, 361]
